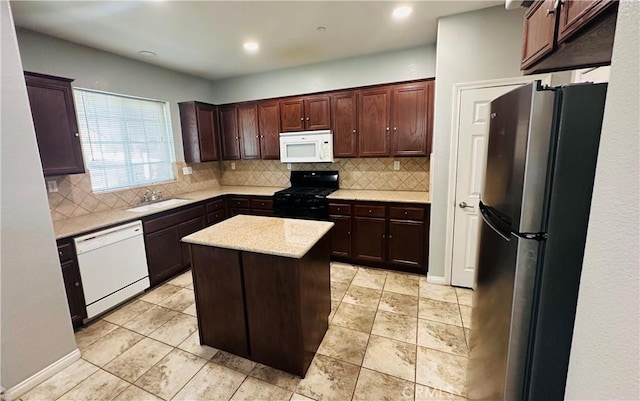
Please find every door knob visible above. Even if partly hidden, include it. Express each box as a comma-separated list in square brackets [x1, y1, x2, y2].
[459, 201, 473, 209]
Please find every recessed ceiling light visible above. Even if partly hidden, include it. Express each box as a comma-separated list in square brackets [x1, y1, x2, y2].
[392, 6, 413, 19]
[243, 42, 259, 52]
[138, 50, 156, 57]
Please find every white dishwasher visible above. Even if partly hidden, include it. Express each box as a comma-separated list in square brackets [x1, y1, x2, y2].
[74, 220, 150, 320]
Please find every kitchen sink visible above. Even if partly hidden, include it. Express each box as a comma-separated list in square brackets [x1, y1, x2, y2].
[126, 198, 191, 213]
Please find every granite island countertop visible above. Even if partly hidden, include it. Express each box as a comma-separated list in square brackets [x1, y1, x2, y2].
[182, 214, 334, 259]
[53, 185, 285, 239]
[327, 189, 430, 204]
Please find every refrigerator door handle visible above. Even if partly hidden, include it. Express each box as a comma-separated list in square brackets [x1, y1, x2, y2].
[479, 201, 512, 241]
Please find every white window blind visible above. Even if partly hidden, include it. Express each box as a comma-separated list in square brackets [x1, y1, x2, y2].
[74, 88, 175, 193]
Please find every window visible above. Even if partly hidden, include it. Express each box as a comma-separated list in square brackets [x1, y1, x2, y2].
[74, 88, 175, 193]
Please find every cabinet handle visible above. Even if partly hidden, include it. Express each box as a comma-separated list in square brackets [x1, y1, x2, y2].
[386, 127, 390, 131]
[404, 211, 408, 215]
[306, 117, 310, 121]
[382, 234, 386, 238]
[389, 235, 393, 239]
[352, 129, 356, 134]
[74, 282, 80, 287]
[393, 127, 397, 131]
[546, 8, 555, 15]
[337, 207, 341, 211]
[255, 135, 259, 138]
[74, 132, 80, 137]
[347, 231, 351, 235]
[235, 136, 239, 140]
[59, 250, 63, 256]
[368, 209, 372, 213]
[260, 135, 264, 138]
[300, 117, 304, 121]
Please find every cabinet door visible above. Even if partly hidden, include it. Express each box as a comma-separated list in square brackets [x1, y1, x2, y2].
[329, 215, 351, 258]
[145, 225, 184, 286]
[280, 98, 305, 132]
[25, 73, 85, 176]
[258, 100, 281, 159]
[331, 91, 358, 157]
[179, 216, 206, 267]
[304, 95, 331, 130]
[358, 88, 391, 157]
[238, 103, 260, 159]
[387, 219, 426, 272]
[195, 103, 219, 161]
[521, 0, 558, 69]
[557, 0, 614, 43]
[391, 82, 428, 157]
[61, 259, 87, 327]
[352, 217, 386, 263]
[219, 106, 241, 160]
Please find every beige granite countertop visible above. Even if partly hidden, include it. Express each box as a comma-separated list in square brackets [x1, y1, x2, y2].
[327, 189, 430, 204]
[53, 186, 285, 240]
[182, 215, 334, 259]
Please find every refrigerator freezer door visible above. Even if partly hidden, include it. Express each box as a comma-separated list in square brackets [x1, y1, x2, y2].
[467, 220, 541, 401]
[482, 83, 556, 234]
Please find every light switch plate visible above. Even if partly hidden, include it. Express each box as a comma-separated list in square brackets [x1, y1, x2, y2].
[231, 162, 236, 170]
[393, 161, 400, 170]
[182, 166, 193, 175]
[47, 180, 58, 193]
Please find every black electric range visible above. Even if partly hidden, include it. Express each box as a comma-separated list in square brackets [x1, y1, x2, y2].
[273, 171, 339, 220]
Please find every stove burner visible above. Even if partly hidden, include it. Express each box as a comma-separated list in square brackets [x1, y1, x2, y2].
[273, 171, 339, 220]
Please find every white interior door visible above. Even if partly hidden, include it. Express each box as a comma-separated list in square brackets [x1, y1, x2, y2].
[450, 84, 522, 288]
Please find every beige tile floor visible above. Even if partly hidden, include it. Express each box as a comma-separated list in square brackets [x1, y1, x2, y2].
[20, 262, 474, 401]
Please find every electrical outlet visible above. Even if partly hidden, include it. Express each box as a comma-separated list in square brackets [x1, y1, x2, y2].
[231, 162, 236, 170]
[47, 180, 58, 193]
[393, 161, 400, 170]
[287, 163, 292, 170]
[182, 166, 193, 175]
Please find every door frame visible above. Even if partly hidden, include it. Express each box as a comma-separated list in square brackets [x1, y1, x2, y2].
[443, 74, 553, 287]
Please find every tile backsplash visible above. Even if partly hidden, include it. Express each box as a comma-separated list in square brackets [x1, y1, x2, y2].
[220, 157, 429, 191]
[46, 162, 221, 221]
[47, 157, 429, 221]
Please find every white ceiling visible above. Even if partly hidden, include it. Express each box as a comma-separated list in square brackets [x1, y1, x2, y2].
[11, 1, 500, 81]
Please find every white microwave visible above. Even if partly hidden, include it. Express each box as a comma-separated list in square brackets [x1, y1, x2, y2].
[279, 130, 334, 163]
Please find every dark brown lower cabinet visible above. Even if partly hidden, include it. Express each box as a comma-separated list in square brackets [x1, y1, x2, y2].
[328, 215, 351, 258]
[143, 204, 206, 286]
[189, 235, 331, 377]
[329, 201, 430, 274]
[387, 219, 425, 270]
[58, 240, 87, 328]
[352, 217, 386, 263]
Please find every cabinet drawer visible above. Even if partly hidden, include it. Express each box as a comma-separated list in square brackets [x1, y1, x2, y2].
[206, 198, 225, 212]
[329, 203, 351, 215]
[354, 205, 386, 218]
[389, 206, 425, 221]
[144, 205, 206, 234]
[57, 243, 74, 262]
[250, 198, 273, 210]
[207, 210, 226, 225]
[228, 198, 250, 209]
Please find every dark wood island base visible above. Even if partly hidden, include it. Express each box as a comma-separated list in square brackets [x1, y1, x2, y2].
[187, 227, 331, 378]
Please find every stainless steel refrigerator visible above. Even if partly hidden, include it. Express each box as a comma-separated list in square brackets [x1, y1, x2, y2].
[466, 81, 608, 401]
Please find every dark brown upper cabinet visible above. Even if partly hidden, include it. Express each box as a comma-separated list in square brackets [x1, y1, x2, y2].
[257, 100, 281, 159]
[280, 95, 330, 132]
[521, 0, 618, 74]
[238, 103, 260, 160]
[391, 81, 431, 157]
[219, 105, 241, 160]
[179, 101, 220, 163]
[331, 91, 358, 158]
[25, 72, 85, 176]
[358, 87, 391, 157]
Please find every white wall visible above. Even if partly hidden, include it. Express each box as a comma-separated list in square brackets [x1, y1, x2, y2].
[565, 2, 640, 399]
[16, 28, 217, 162]
[429, 5, 526, 280]
[211, 45, 436, 103]
[1, 2, 77, 391]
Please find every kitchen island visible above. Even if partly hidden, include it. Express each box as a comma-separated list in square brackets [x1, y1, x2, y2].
[182, 215, 333, 377]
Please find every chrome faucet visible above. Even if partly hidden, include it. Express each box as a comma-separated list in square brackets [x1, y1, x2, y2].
[141, 190, 163, 203]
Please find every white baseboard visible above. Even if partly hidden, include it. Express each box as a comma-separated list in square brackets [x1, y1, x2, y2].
[427, 275, 448, 285]
[2, 349, 80, 401]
